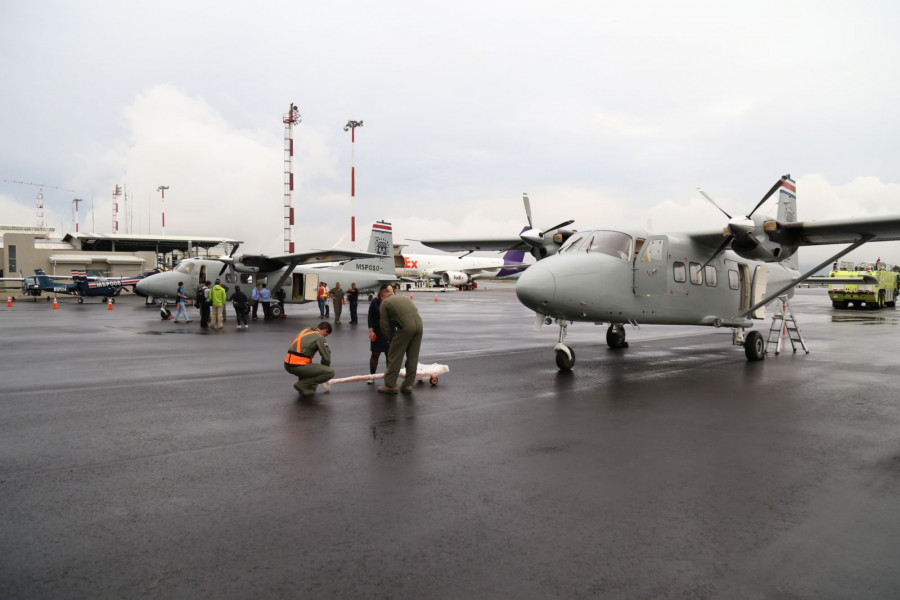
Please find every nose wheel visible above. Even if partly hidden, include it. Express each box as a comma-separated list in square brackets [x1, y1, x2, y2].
[553, 318, 575, 370]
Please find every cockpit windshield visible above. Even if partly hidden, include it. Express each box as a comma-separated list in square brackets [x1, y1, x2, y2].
[559, 230, 633, 261]
[174, 261, 195, 275]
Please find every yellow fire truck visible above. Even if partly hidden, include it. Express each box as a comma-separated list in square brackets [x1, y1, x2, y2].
[828, 260, 899, 309]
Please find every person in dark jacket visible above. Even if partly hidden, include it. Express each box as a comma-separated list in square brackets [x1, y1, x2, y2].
[347, 282, 360, 324]
[366, 285, 392, 385]
[230, 285, 250, 330]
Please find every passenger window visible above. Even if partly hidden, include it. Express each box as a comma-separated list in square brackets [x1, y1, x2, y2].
[673, 262, 686, 283]
[689, 262, 702, 285]
[728, 270, 739, 290]
[704, 266, 717, 287]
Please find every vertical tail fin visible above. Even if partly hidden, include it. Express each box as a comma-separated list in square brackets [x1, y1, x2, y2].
[496, 226, 529, 278]
[777, 175, 799, 270]
[71, 269, 88, 283]
[340, 220, 396, 276]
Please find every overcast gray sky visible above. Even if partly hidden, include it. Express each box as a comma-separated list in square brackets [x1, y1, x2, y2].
[2, 0, 899, 267]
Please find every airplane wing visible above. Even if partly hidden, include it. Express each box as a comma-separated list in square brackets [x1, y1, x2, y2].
[806, 275, 879, 285]
[267, 248, 379, 265]
[419, 238, 529, 253]
[432, 262, 531, 276]
[775, 215, 900, 245]
[234, 248, 379, 273]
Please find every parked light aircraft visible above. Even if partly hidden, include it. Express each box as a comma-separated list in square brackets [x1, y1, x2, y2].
[25, 269, 147, 303]
[135, 221, 398, 316]
[395, 244, 528, 288]
[423, 177, 900, 368]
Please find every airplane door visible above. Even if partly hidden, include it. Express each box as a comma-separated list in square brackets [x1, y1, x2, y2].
[294, 273, 319, 301]
[750, 265, 770, 319]
[633, 236, 668, 296]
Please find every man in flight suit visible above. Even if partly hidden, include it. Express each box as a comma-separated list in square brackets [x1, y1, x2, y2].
[284, 322, 334, 396]
[378, 286, 424, 395]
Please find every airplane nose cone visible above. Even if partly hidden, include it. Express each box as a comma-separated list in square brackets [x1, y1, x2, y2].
[516, 264, 556, 311]
[135, 279, 148, 295]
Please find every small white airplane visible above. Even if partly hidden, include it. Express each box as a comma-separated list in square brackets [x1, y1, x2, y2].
[394, 244, 529, 288]
[423, 177, 900, 367]
[136, 220, 399, 315]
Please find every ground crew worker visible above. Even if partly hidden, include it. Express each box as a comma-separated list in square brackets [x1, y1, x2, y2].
[284, 322, 335, 396]
[378, 286, 424, 395]
[331, 282, 345, 324]
[317, 282, 328, 317]
[210, 279, 227, 329]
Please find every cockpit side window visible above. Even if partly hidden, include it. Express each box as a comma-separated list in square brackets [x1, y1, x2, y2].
[174, 261, 195, 275]
[559, 232, 589, 253]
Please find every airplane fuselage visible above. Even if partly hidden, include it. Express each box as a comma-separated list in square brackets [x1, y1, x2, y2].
[136, 258, 393, 303]
[516, 229, 799, 328]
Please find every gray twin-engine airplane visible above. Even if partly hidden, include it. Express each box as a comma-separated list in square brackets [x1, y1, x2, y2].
[136, 220, 398, 315]
[423, 176, 900, 368]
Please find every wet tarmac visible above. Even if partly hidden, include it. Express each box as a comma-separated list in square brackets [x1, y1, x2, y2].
[2, 286, 900, 599]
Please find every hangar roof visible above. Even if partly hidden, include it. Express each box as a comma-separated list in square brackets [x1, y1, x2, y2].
[62, 232, 242, 254]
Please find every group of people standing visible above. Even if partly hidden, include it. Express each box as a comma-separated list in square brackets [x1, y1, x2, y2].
[316, 281, 360, 325]
[177, 280, 286, 331]
[285, 283, 424, 397]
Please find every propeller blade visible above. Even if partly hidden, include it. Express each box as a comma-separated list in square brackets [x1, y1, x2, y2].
[747, 174, 789, 218]
[697, 188, 731, 219]
[218, 263, 228, 277]
[701, 235, 733, 269]
[543, 219, 575, 234]
[523, 193, 533, 229]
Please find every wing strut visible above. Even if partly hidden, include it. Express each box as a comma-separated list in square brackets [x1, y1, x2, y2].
[739, 235, 874, 318]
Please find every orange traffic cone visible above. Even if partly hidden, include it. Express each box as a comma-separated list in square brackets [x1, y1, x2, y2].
[6, 296, 12, 307]
[434, 296, 438, 302]
[343, 297, 347, 305]
[107, 298, 114, 310]
[410, 294, 414, 300]
[52, 297, 59, 309]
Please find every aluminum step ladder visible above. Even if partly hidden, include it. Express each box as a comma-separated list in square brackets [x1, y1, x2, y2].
[766, 297, 810, 355]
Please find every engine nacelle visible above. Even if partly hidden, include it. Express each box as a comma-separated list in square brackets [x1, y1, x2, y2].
[728, 216, 798, 263]
[441, 271, 470, 286]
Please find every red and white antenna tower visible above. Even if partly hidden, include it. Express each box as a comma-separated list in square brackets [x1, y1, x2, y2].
[112, 184, 122, 233]
[72, 198, 83, 233]
[283, 103, 301, 253]
[343, 120, 364, 243]
[1, 179, 75, 237]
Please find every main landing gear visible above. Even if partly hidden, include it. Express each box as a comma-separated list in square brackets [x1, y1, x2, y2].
[733, 328, 765, 361]
[553, 320, 630, 371]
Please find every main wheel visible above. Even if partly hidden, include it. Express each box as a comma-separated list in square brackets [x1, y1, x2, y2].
[606, 324, 627, 349]
[744, 330, 766, 361]
[555, 347, 575, 371]
[270, 304, 283, 318]
[77, 297, 84, 304]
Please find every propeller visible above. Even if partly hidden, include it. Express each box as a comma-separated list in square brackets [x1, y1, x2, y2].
[699, 174, 790, 268]
[519, 193, 576, 260]
[217, 243, 241, 276]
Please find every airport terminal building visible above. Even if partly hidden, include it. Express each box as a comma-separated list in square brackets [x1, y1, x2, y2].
[1, 225, 240, 292]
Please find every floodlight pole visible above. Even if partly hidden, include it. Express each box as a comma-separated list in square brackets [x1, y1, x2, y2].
[343, 120, 363, 242]
[157, 185, 169, 235]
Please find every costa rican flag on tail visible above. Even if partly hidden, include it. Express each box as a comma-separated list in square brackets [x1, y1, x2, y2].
[372, 221, 392, 233]
[779, 175, 796, 198]
[71, 270, 87, 278]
